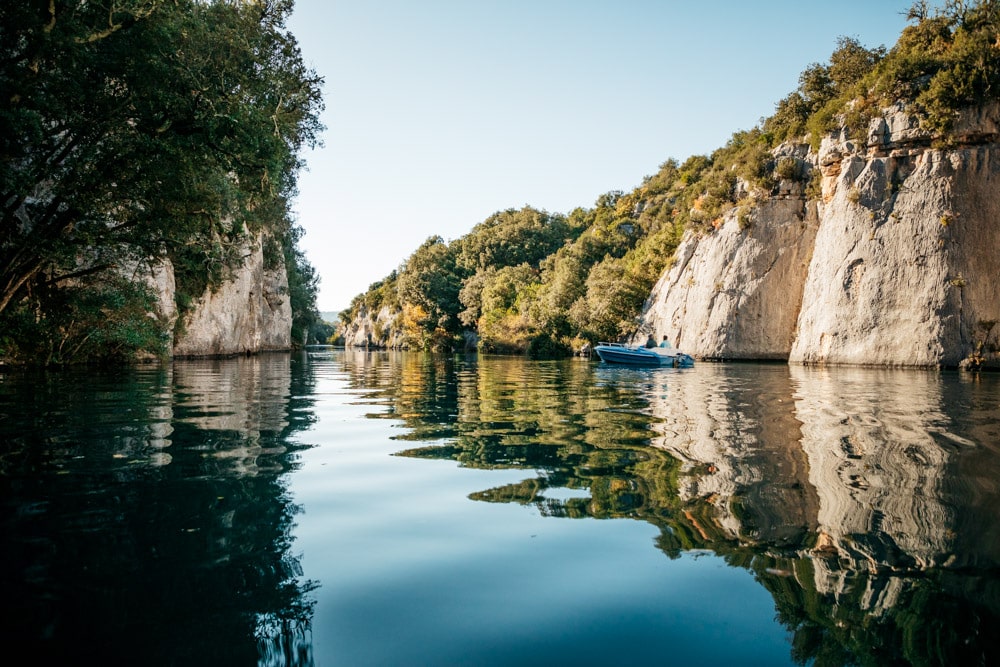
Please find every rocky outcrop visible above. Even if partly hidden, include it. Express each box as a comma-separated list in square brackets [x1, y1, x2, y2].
[130, 231, 293, 358]
[639, 104, 1000, 368]
[172, 233, 292, 357]
[121, 256, 178, 352]
[339, 304, 405, 348]
[640, 189, 819, 360]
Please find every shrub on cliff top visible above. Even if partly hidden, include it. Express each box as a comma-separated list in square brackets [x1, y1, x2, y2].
[773, 1, 1000, 147]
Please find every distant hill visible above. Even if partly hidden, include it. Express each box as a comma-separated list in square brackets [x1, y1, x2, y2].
[319, 311, 339, 323]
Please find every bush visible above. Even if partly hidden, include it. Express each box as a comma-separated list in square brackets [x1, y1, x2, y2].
[776, 157, 803, 182]
[0, 274, 169, 365]
[526, 333, 571, 359]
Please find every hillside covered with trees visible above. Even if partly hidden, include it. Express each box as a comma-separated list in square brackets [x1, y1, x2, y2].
[339, 0, 1000, 356]
[0, 0, 324, 364]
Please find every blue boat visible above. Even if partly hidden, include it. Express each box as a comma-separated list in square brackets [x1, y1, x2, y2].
[593, 342, 694, 368]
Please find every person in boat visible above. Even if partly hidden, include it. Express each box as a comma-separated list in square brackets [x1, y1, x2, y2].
[659, 335, 672, 348]
[644, 334, 656, 348]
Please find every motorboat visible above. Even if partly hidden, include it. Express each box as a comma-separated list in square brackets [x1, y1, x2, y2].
[593, 342, 694, 367]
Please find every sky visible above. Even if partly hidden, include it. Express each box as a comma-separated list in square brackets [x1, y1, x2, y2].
[286, 0, 913, 313]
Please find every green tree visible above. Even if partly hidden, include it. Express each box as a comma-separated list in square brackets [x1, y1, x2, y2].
[458, 268, 492, 327]
[283, 226, 321, 345]
[396, 236, 463, 344]
[0, 0, 323, 359]
[0, 271, 168, 364]
[475, 264, 539, 352]
[828, 36, 885, 90]
[455, 206, 574, 274]
[479, 265, 536, 318]
[569, 257, 650, 343]
[534, 250, 588, 335]
[913, 1, 1000, 132]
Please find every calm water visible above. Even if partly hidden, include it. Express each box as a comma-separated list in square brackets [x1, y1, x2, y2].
[2, 351, 999, 666]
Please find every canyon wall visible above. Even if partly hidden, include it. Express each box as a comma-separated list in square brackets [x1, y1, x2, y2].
[339, 304, 405, 349]
[137, 231, 293, 357]
[639, 104, 1000, 368]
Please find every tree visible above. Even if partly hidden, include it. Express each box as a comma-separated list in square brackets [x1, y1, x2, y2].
[479, 264, 536, 320]
[797, 62, 835, 110]
[474, 264, 538, 352]
[569, 258, 650, 343]
[455, 206, 573, 274]
[396, 236, 463, 342]
[533, 247, 588, 335]
[828, 37, 885, 91]
[283, 226, 321, 345]
[0, 1, 323, 356]
[458, 268, 492, 327]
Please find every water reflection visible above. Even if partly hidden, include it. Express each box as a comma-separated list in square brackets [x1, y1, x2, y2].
[7, 351, 998, 665]
[359, 354, 1000, 665]
[784, 367, 1000, 665]
[0, 355, 317, 666]
[383, 354, 672, 521]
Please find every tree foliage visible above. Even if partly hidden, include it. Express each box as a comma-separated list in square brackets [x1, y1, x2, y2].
[568, 257, 651, 343]
[395, 236, 463, 347]
[0, 272, 168, 364]
[0, 0, 323, 362]
[455, 206, 574, 274]
[473, 264, 538, 353]
[763, 1, 1000, 146]
[284, 225, 322, 345]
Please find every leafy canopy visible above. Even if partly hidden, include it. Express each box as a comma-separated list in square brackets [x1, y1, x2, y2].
[0, 0, 324, 362]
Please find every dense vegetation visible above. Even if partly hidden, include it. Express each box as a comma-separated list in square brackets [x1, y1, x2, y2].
[0, 0, 324, 364]
[340, 0, 1000, 355]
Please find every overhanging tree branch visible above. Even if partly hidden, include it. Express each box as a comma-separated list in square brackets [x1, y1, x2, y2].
[0, 0, 324, 361]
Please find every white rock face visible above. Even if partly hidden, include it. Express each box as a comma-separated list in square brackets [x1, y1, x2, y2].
[640, 104, 1000, 368]
[339, 304, 405, 348]
[171, 232, 293, 357]
[120, 256, 178, 359]
[791, 128, 1000, 367]
[641, 197, 819, 360]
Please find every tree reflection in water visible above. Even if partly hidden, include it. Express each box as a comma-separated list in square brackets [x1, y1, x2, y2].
[341, 352, 1000, 666]
[0, 355, 318, 666]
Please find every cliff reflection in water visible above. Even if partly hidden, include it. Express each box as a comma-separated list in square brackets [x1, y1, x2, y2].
[0, 355, 317, 666]
[359, 353, 1000, 665]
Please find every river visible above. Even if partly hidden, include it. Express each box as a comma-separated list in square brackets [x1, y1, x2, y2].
[1, 350, 998, 665]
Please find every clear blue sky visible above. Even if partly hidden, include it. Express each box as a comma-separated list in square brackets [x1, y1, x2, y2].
[287, 0, 912, 312]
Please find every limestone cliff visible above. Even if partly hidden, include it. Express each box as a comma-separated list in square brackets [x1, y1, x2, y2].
[173, 233, 292, 356]
[137, 232, 293, 357]
[638, 104, 1000, 368]
[339, 304, 405, 349]
[639, 151, 819, 360]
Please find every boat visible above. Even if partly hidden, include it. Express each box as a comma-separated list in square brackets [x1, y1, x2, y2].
[593, 342, 694, 367]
